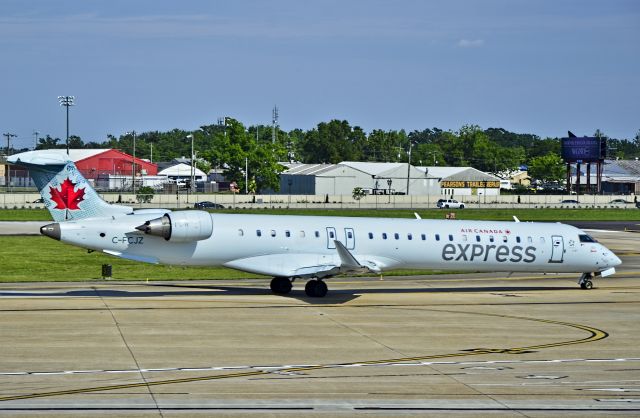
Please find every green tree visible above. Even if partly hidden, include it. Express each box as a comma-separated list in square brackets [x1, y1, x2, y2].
[528, 153, 565, 184]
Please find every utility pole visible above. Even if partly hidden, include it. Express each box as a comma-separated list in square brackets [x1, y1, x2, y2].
[58, 96, 75, 155]
[186, 134, 195, 194]
[406, 140, 413, 196]
[126, 131, 136, 195]
[3, 132, 16, 189]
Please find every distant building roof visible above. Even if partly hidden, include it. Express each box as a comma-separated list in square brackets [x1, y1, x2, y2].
[281, 162, 337, 176]
[339, 161, 407, 176]
[25, 148, 111, 162]
[157, 162, 207, 178]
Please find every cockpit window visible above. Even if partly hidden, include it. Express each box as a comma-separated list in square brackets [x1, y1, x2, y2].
[579, 234, 597, 243]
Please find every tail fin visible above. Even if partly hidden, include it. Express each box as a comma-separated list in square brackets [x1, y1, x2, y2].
[9, 151, 132, 222]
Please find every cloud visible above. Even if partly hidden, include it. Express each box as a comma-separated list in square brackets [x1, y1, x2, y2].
[457, 39, 484, 48]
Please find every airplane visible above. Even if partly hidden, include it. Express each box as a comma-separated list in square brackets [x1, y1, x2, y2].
[9, 150, 621, 297]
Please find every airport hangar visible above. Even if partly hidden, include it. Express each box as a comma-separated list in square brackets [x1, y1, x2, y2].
[277, 161, 501, 196]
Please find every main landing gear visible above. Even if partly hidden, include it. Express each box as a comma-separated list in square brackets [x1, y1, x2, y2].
[304, 279, 328, 298]
[270, 277, 292, 295]
[578, 273, 594, 290]
[269, 277, 329, 297]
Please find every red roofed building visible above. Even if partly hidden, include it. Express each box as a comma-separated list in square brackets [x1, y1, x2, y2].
[66, 149, 158, 179]
[5, 149, 158, 188]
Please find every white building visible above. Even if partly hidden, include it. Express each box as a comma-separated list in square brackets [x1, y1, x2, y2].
[278, 162, 439, 195]
[157, 163, 207, 183]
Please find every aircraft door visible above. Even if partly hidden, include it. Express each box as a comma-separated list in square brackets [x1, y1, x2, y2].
[326, 227, 337, 249]
[344, 228, 355, 250]
[550, 235, 564, 263]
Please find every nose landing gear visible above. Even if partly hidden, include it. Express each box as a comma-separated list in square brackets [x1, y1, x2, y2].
[578, 273, 594, 289]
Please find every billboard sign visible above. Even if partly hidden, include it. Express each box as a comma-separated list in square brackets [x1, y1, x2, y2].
[561, 137, 604, 162]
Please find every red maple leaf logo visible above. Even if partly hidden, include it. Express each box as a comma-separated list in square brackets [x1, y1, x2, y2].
[49, 178, 85, 210]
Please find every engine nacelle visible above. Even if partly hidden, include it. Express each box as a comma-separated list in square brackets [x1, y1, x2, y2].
[136, 210, 213, 242]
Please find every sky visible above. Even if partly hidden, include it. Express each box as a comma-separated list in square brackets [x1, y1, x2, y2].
[1, 0, 638, 150]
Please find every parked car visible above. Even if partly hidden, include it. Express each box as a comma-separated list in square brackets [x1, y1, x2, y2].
[31, 198, 44, 203]
[194, 201, 224, 209]
[561, 199, 580, 204]
[609, 199, 631, 204]
[437, 199, 465, 209]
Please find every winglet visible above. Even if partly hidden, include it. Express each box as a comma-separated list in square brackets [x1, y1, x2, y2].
[513, 216, 520, 223]
[414, 212, 421, 219]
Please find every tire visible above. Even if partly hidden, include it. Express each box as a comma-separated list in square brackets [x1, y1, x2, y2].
[459, 204, 464, 209]
[270, 277, 292, 294]
[305, 280, 318, 297]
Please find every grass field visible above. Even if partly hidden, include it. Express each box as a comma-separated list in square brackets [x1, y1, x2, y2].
[0, 236, 266, 282]
[1, 207, 640, 222]
[0, 236, 448, 283]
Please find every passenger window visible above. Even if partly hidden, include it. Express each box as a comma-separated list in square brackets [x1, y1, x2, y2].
[502, 236, 508, 242]
[489, 236, 494, 243]
[407, 233, 412, 240]
[462, 235, 467, 242]
[256, 230, 262, 237]
[394, 233, 399, 240]
[476, 235, 481, 242]
[368, 232, 373, 239]
[285, 230, 291, 238]
[421, 234, 426, 240]
[435, 234, 440, 241]
[527, 236, 533, 243]
[382, 233, 388, 240]
[238, 229, 244, 236]
[315, 231, 320, 238]
[448, 234, 453, 241]
[516, 236, 521, 243]
[271, 230, 276, 237]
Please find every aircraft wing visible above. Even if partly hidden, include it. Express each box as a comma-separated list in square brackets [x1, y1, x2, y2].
[224, 241, 390, 279]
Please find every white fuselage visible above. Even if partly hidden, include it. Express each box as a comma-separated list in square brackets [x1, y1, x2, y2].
[56, 213, 621, 278]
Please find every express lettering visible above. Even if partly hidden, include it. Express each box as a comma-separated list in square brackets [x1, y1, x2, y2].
[111, 236, 144, 245]
[442, 244, 536, 263]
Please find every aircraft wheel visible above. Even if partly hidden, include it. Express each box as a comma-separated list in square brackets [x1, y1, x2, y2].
[305, 280, 317, 297]
[314, 280, 328, 297]
[270, 277, 292, 294]
[581, 280, 593, 290]
[305, 280, 328, 297]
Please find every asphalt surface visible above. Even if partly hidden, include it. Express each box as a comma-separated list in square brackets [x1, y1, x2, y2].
[0, 230, 638, 416]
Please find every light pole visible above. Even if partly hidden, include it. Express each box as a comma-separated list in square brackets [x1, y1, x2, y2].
[406, 140, 414, 195]
[387, 178, 392, 203]
[186, 134, 195, 194]
[33, 131, 40, 149]
[126, 131, 136, 195]
[57, 96, 75, 155]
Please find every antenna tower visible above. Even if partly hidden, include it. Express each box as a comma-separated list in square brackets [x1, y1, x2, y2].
[272, 105, 279, 144]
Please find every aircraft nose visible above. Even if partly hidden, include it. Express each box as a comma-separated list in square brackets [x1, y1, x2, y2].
[612, 253, 622, 267]
[40, 223, 61, 240]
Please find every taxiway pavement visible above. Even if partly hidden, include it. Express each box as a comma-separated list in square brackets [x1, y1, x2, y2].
[0, 232, 638, 416]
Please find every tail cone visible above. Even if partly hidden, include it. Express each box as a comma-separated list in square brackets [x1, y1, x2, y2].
[40, 223, 61, 240]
